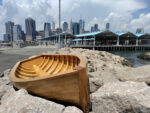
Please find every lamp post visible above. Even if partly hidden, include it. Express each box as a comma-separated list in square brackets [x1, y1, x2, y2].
[58, 0, 61, 46]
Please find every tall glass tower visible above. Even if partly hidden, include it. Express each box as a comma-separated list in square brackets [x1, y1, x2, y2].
[44, 23, 51, 37]
[25, 17, 36, 41]
[63, 22, 68, 32]
[73, 23, 79, 35]
[79, 19, 85, 34]
[106, 23, 110, 30]
[4, 21, 14, 42]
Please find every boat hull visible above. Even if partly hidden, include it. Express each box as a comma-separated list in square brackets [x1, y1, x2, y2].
[9, 54, 90, 113]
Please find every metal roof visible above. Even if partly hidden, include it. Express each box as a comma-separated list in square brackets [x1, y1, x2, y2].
[39, 31, 148, 41]
[136, 33, 144, 37]
[75, 31, 145, 38]
[72, 38, 94, 41]
[75, 31, 125, 38]
[113, 32, 126, 36]
[75, 31, 102, 37]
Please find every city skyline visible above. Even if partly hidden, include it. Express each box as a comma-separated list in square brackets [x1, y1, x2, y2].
[0, 0, 150, 40]
[3, 16, 147, 42]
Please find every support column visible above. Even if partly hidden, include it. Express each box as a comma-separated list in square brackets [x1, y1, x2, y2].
[136, 38, 138, 46]
[117, 36, 119, 46]
[93, 35, 96, 46]
[65, 32, 67, 45]
[93, 35, 96, 50]
[77, 40, 79, 46]
[57, 36, 58, 44]
[83, 36, 86, 45]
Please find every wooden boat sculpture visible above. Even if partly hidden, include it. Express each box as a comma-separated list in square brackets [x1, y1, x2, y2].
[9, 54, 90, 113]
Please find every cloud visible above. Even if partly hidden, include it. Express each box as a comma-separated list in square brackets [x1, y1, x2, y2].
[103, 12, 132, 32]
[91, 0, 146, 12]
[0, 0, 149, 40]
[130, 13, 150, 33]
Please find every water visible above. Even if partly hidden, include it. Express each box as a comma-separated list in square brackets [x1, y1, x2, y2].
[111, 51, 150, 67]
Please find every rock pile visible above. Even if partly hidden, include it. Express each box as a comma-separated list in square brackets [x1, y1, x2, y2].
[0, 47, 150, 113]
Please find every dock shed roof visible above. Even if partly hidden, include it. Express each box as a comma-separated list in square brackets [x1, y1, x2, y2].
[75, 30, 118, 38]
[138, 33, 150, 39]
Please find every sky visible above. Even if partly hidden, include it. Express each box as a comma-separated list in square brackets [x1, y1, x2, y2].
[0, 0, 2, 5]
[0, 0, 150, 40]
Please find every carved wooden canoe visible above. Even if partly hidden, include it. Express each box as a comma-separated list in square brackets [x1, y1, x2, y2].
[9, 54, 90, 112]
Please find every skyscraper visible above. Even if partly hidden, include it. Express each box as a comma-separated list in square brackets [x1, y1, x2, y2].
[13, 25, 22, 41]
[63, 22, 68, 32]
[4, 21, 14, 42]
[73, 22, 79, 35]
[3, 34, 10, 42]
[21, 31, 26, 42]
[79, 19, 85, 34]
[83, 20, 85, 31]
[52, 21, 55, 31]
[136, 28, 144, 34]
[44, 23, 51, 37]
[70, 19, 73, 34]
[106, 23, 110, 30]
[25, 17, 36, 41]
[94, 24, 99, 31]
[91, 26, 94, 32]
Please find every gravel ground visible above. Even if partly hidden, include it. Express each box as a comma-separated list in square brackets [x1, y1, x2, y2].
[0, 47, 56, 73]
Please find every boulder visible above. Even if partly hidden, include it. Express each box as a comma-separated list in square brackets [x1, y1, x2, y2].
[63, 106, 83, 113]
[89, 69, 119, 83]
[0, 89, 65, 113]
[116, 65, 150, 84]
[88, 71, 101, 78]
[0, 69, 13, 104]
[92, 81, 150, 113]
[0, 69, 11, 78]
[88, 72, 103, 93]
[138, 52, 150, 61]
[0, 85, 13, 104]
[0, 69, 12, 86]
[89, 77, 104, 93]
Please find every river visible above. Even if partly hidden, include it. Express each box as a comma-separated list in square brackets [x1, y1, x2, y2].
[111, 51, 150, 67]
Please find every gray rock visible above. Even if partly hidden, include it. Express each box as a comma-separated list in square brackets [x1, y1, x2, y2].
[0, 89, 65, 113]
[88, 71, 101, 78]
[63, 106, 83, 113]
[100, 69, 119, 83]
[0, 69, 13, 104]
[138, 52, 150, 61]
[0, 69, 11, 78]
[0, 69, 12, 86]
[116, 65, 150, 84]
[0, 84, 13, 104]
[89, 77, 104, 93]
[92, 81, 150, 113]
